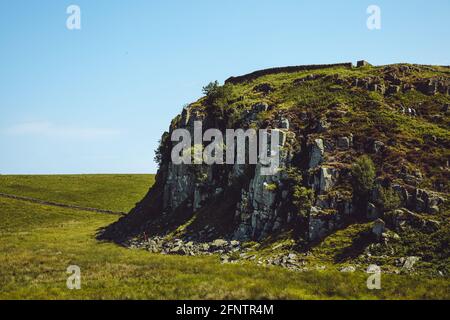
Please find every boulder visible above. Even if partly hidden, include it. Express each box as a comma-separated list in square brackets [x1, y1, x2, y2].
[308, 207, 339, 241]
[314, 167, 338, 194]
[230, 240, 240, 247]
[337, 136, 351, 150]
[319, 168, 333, 193]
[279, 117, 290, 129]
[371, 141, 385, 154]
[412, 188, 445, 214]
[372, 219, 386, 241]
[211, 239, 228, 249]
[308, 139, 324, 168]
[220, 255, 230, 263]
[367, 203, 380, 220]
[339, 266, 356, 272]
[392, 184, 410, 206]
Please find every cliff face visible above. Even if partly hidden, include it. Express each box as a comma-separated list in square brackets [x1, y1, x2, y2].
[99, 63, 449, 272]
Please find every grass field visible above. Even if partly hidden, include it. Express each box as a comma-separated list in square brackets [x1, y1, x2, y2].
[0, 175, 448, 299]
[0, 174, 155, 212]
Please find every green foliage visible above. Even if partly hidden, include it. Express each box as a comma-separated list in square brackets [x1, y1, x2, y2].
[351, 155, 376, 198]
[376, 186, 401, 212]
[202, 81, 234, 107]
[292, 185, 314, 216]
[154, 142, 163, 167]
[283, 168, 314, 217]
[154, 132, 170, 168]
[264, 183, 278, 192]
[202, 80, 220, 96]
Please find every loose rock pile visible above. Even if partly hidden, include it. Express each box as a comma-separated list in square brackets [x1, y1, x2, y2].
[128, 236, 312, 271]
[129, 237, 244, 257]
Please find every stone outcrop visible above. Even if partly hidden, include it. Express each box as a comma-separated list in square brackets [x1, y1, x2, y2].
[99, 62, 448, 269]
[357, 60, 372, 67]
[308, 138, 324, 168]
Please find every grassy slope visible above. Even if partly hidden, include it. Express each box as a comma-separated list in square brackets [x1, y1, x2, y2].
[0, 175, 449, 299]
[0, 174, 155, 212]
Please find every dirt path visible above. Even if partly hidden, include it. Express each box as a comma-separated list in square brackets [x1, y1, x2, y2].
[0, 192, 126, 216]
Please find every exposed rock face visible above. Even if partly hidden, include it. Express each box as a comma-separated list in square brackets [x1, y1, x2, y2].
[308, 139, 324, 168]
[311, 167, 339, 194]
[99, 62, 448, 260]
[233, 162, 284, 240]
[163, 163, 194, 210]
[337, 136, 351, 150]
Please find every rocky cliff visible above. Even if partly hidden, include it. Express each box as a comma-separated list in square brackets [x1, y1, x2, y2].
[99, 62, 449, 274]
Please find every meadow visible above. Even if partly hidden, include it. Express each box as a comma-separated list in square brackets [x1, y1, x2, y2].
[0, 175, 448, 299]
[0, 174, 155, 212]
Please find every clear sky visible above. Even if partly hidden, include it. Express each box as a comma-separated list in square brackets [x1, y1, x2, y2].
[0, 0, 449, 174]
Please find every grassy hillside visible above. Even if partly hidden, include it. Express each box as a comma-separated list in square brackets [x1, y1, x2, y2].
[0, 174, 155, 212]
[0, 175, 449, 299]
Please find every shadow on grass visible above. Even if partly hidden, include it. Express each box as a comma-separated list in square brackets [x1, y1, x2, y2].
[333, 231, 374, 263]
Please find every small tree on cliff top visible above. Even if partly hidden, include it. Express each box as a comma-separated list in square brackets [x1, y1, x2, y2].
[202, 81, 233, 107]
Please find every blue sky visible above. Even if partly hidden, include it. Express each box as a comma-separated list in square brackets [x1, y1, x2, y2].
[0, 0, 449, 174]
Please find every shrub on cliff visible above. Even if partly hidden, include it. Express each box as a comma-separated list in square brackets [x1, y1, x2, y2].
[351, 155, 376, 213]
[284, 168, 314, 217]
[154, 132, 170, 169]
[375, 186, 401, 212]
[292, 185, 314, 217]
[202, 80, 220, 96]
[202, 81, 233, 107]
[351, 155, 376, 195]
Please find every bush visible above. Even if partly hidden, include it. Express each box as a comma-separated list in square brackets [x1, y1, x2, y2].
[202, 81, 220, 96]
[376, 186, 401, 212]
[292, 185, 314, 214]
[154, 132, 170, 168]
[202, 81, 233, 108]
[351, 155, 376, 197]
[284, 168, 314, 217]
[264, 183, 278, 192]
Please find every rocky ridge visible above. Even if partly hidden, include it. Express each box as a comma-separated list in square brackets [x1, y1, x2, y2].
[99, 62, 449, 274]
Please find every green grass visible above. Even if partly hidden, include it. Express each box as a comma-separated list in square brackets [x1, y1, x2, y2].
[0, 174, 155, 212]
[0, 175, 449, 299]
